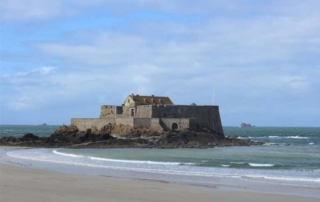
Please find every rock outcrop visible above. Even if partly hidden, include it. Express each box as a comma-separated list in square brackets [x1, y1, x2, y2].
[0, 124, 263, 148]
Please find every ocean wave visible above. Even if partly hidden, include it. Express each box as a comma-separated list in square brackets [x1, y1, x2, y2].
[6, 151, 320, 184]
[285, 136, 309, 139]
[221, 164, 230, 167]
[90, 157, 181, 166]
[236, 136, 249, 139]
[251, 135, 310, 139]
[53, 150, 183, 166]
[6, 151, 225, 177]
[230, 162, 245, 165]
[263, 143, 279, 146]
[179, 163, 197, 166]
[309, 142, 314, 145]
[242, 175, 320, 183]
[53, 150, 85, 158]
[249, 163, 275, 167]
[263, 143, 291, 146]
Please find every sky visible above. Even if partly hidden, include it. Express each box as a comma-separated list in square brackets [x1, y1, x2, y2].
[0, 0, 319, 126]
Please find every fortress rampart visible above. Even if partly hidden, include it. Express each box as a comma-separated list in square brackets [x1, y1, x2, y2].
[71, 95, 224, 136]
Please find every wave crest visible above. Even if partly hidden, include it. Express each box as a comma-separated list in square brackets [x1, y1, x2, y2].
[249, 163, 275, 167]
[53, 150, 182, 166]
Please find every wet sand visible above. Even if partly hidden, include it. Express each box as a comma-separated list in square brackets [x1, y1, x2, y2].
[1, 163, 319, 202]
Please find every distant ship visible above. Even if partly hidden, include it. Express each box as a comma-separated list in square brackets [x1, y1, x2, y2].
[239, 123, 255, 128]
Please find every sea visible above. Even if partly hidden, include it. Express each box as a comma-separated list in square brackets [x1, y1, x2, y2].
[1, 125, 319, 197]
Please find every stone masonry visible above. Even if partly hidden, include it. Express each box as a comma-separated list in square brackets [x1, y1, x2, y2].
[71, 94, 224, 136]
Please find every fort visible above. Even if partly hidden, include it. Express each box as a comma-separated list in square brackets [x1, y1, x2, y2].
[71, 94, 224, 136]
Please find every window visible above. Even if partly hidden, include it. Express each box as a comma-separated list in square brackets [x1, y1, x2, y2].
[128, 99, 130, 103]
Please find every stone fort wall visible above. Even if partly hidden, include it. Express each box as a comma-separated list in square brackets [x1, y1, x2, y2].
[72, 105, 224, 135]
[71, 118, 134, 131]
[150, 105, 223, 135]
[71, 117, 193, 132]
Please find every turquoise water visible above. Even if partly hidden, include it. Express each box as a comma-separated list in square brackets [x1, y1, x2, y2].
[1, 126, 319, 190]
[0, 125, 59, 137]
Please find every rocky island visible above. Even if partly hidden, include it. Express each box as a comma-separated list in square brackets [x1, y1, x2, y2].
[240, 123, 255, 128]
[0, 94, 263, 148]
[0, 124, 262, 148]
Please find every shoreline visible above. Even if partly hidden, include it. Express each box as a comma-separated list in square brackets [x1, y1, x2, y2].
[1, 146, 320, 201]
[0, 125, 263, 149]
[1, 163, 319, 202]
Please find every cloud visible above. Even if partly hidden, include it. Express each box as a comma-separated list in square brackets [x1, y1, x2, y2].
[16, 67, 56, 76]
[1, 0, 72, 23]
[280, 76, 309, 91]
[0, 0, 107, 23]
[0, 64, 170, 110]
[3, 0, 319, 23]
[4, 1, 319, 110]
[1, 0, 320, 125]
[0, 0, 242, 23]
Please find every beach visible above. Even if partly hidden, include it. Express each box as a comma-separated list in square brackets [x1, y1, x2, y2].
[1, 162, 319, 202]
[0, 145, 319, 202]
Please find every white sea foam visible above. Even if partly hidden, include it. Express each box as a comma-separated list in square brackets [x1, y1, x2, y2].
[221, 164, 230, 167]
[230, 162, 245, 164]
[6, 150, 320, 184]
[242, 175, 320, 183]
[53, 150, 85, 158]
[255, 135, 309, 139]
[90, 157, 181, 165]
[309, 142, 314, 145]
[179, 163, 197, 166]
[237, 136, 249, 139]
[249, 163, 275, 167]
[263, 143, 279, 146]
[53, 150, 182, 166]
[285, 136, 309, 139]
[6, 151, 223, 177]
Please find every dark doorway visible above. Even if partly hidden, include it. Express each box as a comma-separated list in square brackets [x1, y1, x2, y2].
[171, 123, 178, 130]
[131, 109, 135, 116]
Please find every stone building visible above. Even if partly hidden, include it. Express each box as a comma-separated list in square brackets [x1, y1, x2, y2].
[71, 94, 224, 136]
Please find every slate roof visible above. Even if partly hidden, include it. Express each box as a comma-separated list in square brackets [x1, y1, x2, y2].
[130, 95, 173, 105]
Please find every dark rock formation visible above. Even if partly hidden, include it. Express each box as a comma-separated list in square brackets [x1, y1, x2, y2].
[0, 125, 263, 148]
[240, 123, 255, 128]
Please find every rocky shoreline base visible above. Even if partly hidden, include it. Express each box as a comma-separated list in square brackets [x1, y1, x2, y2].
[0, 124, 263, 148]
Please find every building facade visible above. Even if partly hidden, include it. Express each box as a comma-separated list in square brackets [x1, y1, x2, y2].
[71, 94, 224, 136]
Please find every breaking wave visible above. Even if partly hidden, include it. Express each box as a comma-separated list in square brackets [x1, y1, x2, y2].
[252, 136, 310, 139]
[53, 150, 85, 158]
[89, 157, 181, 165]
[285, 136, 309, 139]
[53, 150, 181, 166]
[249, 163, 275, 167]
